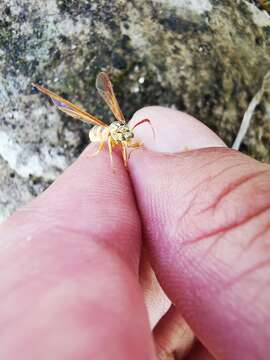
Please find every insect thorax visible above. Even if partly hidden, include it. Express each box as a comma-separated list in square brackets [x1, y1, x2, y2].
[109, 121, 134, 142]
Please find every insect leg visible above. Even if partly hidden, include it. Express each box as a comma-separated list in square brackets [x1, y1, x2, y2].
[108, 135, 114, 167]
[128, 141, 143, 148]
[89, 141, 105, 157]
[131, 118, 155, 139]
[127, 142, 143, 160]
[121, 142, 128, 167]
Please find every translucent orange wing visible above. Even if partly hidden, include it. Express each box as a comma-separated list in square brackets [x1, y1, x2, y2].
[32, 83, 107, 128]
[96, 72, 126, 124]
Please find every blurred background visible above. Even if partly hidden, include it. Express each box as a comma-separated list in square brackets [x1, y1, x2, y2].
[0, 0, 269, 222]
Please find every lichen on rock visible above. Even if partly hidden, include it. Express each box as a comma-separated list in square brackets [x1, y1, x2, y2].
[0, 0, 270, 221]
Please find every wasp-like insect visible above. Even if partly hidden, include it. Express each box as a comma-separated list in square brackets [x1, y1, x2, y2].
[32, 72, 152, 167]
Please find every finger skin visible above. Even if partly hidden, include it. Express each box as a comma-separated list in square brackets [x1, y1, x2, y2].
[0, 146, 155, 359]
[153, 306, 194, 360]
[129, 107, 270, 359]
[139, 249, 171, 329]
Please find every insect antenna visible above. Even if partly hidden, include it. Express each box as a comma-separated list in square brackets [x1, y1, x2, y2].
[132, 118, 155, 139]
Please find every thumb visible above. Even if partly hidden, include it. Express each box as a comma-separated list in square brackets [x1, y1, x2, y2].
[129, 106, 270, 359]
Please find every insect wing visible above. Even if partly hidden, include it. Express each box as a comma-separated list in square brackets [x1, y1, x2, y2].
[32, 83, 107, 127]
[96, 72, 126, 124]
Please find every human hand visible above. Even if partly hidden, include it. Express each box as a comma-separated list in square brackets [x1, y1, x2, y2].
[0, 107, 269, 359]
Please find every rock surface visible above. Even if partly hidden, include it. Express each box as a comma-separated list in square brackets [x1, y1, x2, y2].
[0, 0, 270, 221]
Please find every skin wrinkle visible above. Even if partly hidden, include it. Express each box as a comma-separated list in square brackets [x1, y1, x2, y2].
[205, 222, 263, 259]
[172, 161, 270, 247]
[210, 263, 270, 324]
[142, 150, 270, 256]
[197, 169, 270, 216]
[176, 190, 200, 223]
[161, 149, 234, 190]
[1, 156, 141, 269]
[22, 229, 138, 285]
[0, 211, 141, 272]
[156, 150, 268, 215]
[147, 183, 172, 243]
[187, 149, 233, 167]
[158, 147, 231, 166]
[134, 149, 234, 200]
[245, 220, 270, 250]
[202, 233, 231, 271]
[202, 208, 270, 263]
[132, 148, 270, 259]
[145, 206, 232, 295]
[153, 240, 229, 306]
[0, 228, 96, 268]
[203, 232, 227, 257]
[250, 278, 270, 306]
[178, 150, 239, 182]
[54, 224, 140, 269]
[180, 203, 270, 247]
[5, 199, 136, 242]
[178, 160, 250, 202]
[161, 161, 254, 252]
[224, 257, 270, 290]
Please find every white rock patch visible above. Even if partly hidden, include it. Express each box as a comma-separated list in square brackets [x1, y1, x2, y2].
[0, 131, 67, 181]
[153, 0, 212, 15]
[245, 1, 270, 27]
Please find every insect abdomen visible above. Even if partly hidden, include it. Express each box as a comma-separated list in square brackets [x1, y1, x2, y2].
[89, 125, 109, 142]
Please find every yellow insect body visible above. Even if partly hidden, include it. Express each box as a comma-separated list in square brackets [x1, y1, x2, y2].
[89, 125, 110, 143]
[32, 72, 152, 167]
[89, 122, 134, 143]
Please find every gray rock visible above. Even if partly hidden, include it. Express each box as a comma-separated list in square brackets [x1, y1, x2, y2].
[0, 0, 270, 221]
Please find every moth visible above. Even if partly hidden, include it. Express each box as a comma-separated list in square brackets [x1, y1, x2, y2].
[32, 72, 152, 167]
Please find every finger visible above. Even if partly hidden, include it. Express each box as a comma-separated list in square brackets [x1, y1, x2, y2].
[153, 305, 194, 360]
[139, 248, 171, 329]
[0, 145, 155, 360]
[129, 107, 270, 359]
[133, 106, 222, 352]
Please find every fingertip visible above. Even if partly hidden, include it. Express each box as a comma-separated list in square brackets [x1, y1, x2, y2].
[129, 106, 226, 153]
[3, 141, 141, 268]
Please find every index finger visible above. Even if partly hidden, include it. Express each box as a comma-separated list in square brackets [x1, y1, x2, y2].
[0, 145, 155, 359]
